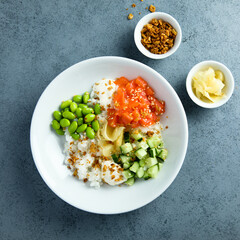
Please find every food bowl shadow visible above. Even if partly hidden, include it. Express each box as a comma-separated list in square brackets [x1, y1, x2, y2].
[120, 28, 155, 65]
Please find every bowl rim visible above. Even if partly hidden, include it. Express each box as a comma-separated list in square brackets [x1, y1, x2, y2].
[186, 60, 235, 108]
[30, 56, 188, 214]
[134, 12, 182, 59]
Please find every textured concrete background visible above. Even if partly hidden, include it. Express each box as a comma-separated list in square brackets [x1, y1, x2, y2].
[0, 0, 240, 239]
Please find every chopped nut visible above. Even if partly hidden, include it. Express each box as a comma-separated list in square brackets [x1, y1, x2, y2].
[89, 142, 97, 153]
[147, 131, 154, 137]
[149, 5, 156, 12]
[128, 13, 134, 20]
[141, 18, 177, 54]
[73, 169, 78, 177]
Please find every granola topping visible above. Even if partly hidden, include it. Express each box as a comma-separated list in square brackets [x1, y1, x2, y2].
[128, 13, 134, 20]
[141, 18, 177, 54]
[149, 5, 156, 12]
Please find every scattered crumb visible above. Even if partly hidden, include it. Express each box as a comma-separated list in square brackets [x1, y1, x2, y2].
[165, 126, 169, 129]
[149, 5, 156, 12]
[126, 8, 128, 10]
[132, 4, 136, 8]
[128, 13, 134, 20]
[139, 12, 141, 14]
[145, 7, 148, 9]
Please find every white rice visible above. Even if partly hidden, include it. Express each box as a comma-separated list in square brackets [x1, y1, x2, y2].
[64, 79, 125, 188]
[64, 131, 102, 188]
[89, 79, 117, 108]
[137, 121, 163, 134]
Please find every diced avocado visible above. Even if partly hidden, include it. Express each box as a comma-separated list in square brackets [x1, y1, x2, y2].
[136, 167, 144, 178]
[147, 165, 159, 178]
[120, 143, 133, 154]
[123, 170, 134, 179]
[145, 157, 158, 168]
[125, 177, 135, 186]
[129, 162, 139, 173]
[147, 136, 162, 148]
[158, 149, 168, 160]
[135, 148, 147, 160]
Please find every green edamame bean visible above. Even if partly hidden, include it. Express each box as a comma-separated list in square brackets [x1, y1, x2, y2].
[52, 120, 60, 130]
[84, 113, 96, 123]
[86, 127, 95, 139]
[68, 121, 78, 134]
[94, 104, 101, 115]
[70, 102, 78, 113]
[71, 133, 80, 140]
[78, 118, 83, 126]
[53, 111, 62, 121]
[82, 107, 94, 115]
[60, 118, 70, 128]
[78, 104, 88, 110]
[61, 108, 69, 114]
[83, 92, 90, 103]
[56, 128, 65, 135]
[73, 95, 82, 103]
[92, 120, 100, 131]
[61, 100, 72, 109]
[63, 111, 75, 120]
[77, 124, 87, 133]
[75, 108, 82, 118]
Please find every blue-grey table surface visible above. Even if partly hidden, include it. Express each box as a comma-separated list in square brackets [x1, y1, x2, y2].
[0, 0, 240, 239]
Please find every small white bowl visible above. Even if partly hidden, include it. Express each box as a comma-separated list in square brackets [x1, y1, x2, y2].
[134, 12, 182, 59]
[186, 60, 234, 108]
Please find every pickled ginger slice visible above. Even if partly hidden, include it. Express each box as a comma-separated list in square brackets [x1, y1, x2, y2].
[192, 67, 225, 103]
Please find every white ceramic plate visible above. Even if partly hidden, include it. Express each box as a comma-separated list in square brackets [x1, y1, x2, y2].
[30, 56, 188, 214]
